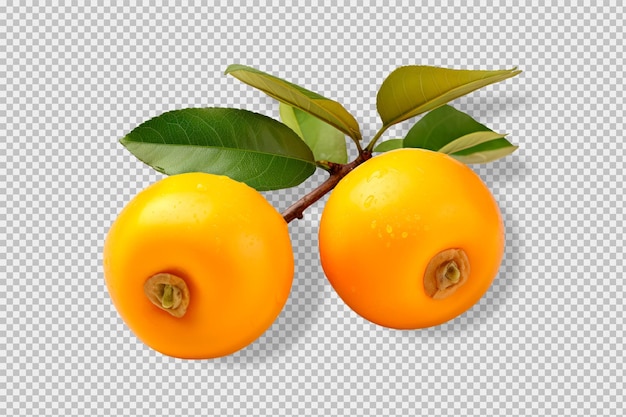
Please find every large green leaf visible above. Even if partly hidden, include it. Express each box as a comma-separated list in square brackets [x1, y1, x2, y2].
[376, 65, 521, 127]
[279, 103, 348, 164]
[403, 105, 517, 164]
[120, 108, 317, 191]
[225, 64, 362, 141]
[404, 105, 499, 151]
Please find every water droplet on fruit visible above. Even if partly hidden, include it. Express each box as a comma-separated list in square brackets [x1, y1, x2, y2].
[364, 195, 375, 208]
[401, 231, 408, 238]
[386, 225, 393, 234]
[370, 220, 377, 229]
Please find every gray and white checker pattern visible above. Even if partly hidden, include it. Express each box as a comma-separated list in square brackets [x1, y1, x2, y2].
[1, 2, 624, 416]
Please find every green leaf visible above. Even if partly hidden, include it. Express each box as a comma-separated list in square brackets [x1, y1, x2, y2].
[120, 107, 317, 191]
[404, 105, 502, 151]
[403, 105, 518, 163]
[438, 131, 508, 154]
[450, 138, 519, 164]
[279, 103, 348, 164]
[372, 139, 404, 153]
[376, 65, 521, 128]
[225, 64, 361, 141]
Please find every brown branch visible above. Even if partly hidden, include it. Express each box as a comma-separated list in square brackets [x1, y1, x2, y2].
[282, 151, 372, 223]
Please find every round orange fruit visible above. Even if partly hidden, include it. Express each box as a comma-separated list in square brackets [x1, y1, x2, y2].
[103, 172, 294, 358]
[318, 148, 504, 329]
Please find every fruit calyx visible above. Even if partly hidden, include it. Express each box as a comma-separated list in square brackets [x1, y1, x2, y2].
[144, 273, 190, 318]
[423, 248, 470, 299]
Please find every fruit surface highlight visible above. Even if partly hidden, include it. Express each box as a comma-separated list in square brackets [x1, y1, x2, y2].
[318, 148, 504, 329]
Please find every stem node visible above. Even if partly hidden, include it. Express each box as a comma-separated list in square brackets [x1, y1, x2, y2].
[282, 150, 372, 223]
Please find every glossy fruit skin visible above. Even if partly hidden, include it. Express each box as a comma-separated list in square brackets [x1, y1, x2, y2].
[103, 173, 293, 359]
[318, 148, 504, 329]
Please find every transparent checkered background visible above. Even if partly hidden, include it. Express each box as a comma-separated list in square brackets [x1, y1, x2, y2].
[1, 2, 624, 416]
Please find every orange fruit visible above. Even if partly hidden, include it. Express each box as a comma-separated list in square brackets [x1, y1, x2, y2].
[318, 148, 504, 329]
[103, 173, 294, 358]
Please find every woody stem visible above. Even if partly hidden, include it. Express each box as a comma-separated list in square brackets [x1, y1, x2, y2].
[282, 150, 372, 223]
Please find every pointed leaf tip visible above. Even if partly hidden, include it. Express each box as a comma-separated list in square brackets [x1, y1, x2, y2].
[451, 142, 519, 164]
